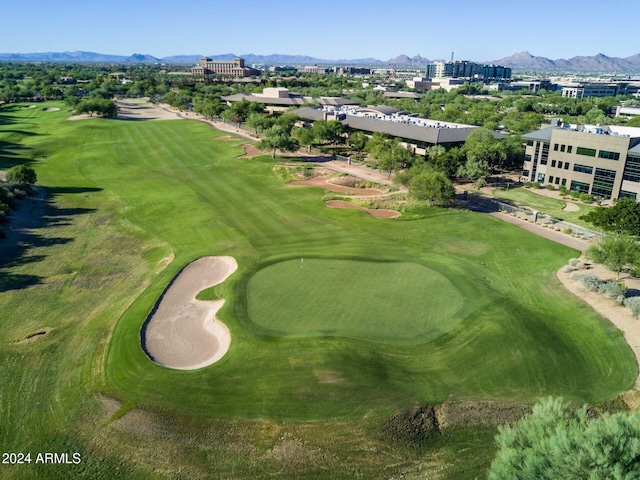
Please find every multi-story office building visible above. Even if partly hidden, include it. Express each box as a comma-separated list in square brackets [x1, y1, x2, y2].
[192, 57, 260, 78]
[425, 61, 511, 80]
[561, 83, 618, 99]
[522, 122, 640, 200]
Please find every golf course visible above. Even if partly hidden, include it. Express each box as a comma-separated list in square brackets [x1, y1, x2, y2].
[0, 100, 636, 479]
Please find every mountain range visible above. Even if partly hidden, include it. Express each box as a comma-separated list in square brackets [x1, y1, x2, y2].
[1, 50, 640, 73]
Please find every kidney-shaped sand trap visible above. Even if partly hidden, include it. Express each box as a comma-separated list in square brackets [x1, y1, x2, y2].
[142, 256, 237, 370]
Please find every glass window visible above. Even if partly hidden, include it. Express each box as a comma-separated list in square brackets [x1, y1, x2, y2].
[573, 164, 593, 174]
[561, 145, 566, 152]
[570, 180, 590, 192]
[620, 190, 638, 200]
[562, 178, 567, 186]
[576, 147, 597, 157]
[598, 150, 620, 161]
[553, 143, 559, 151]
[623, 156, 640, 183]
[567, 145, 573, 153]
[555, 177, 560, 185]
[537, 173, 545, 182]
[591, 167, 617, 199]
[551, 160, 557, 167]
[564, 162, 570, 170]
[548, 176, 554, 183]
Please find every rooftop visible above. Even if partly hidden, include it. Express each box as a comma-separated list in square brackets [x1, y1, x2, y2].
[293, 105, 494, 145]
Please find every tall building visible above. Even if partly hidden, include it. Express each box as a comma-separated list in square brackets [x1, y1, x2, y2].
[192, 57, 260, 78]
[522, 122, 640, 200]
[425, 61, 511, 80]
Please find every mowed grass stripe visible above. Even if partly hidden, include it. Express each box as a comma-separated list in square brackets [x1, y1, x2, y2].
[1, 104, 635, 427]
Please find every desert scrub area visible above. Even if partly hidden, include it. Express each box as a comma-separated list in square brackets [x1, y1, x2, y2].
[0, 100, 637, 479]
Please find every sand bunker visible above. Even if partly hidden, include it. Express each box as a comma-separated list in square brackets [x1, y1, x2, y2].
[43, 107, 60, 112]
[325, 200, 400, 219]
[143, 256, 237, 370]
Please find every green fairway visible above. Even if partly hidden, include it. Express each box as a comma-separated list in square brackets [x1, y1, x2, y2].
[0, 101, 636, 479]
[247, 258, 464, 341]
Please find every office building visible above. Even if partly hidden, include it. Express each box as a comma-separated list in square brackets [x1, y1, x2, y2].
[522, 122, 640, 200]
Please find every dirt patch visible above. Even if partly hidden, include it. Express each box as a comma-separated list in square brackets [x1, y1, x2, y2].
[116, 98, 182, 121]
[434, 401, 531, 429]
[238, 143, 262, 158]
[291, 177, 383, 196]
[563, 202, 579, 212]
[67, 98, 183, 121]
[142, 256, 237, 370]
[325, 200, 400, 219]
[216, 135, 233, 141]
[558, 261, 640, 389]
[383, 400, 530, 444]
[11, 328, 51, 344]
[383, 405, 439, 443]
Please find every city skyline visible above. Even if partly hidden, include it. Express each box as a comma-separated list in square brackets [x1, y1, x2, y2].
[1, 0, 637, 61]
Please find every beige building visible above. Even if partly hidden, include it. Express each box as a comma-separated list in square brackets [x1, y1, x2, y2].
[192, 57, 260, 78]
[522, 123, 640, 200]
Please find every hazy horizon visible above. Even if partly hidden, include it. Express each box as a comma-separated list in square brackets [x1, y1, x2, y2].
[1, 0, 637, 62]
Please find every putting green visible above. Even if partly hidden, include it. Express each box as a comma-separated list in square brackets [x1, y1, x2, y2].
[246, 258, 464, 341]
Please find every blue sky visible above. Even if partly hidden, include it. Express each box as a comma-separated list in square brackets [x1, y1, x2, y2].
[1, 0, 637, 61]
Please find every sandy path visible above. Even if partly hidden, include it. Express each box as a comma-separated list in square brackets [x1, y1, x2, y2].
[143, 256, 237, 370]
[290, 177, 384, 196]
[558, 263, 640, 389]
[325, 200, 400, 219]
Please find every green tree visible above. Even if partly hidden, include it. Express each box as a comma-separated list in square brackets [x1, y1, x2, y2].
[6, 165, 37, 184]
[585, 235, 640, 279]
[75, 98, 118, 118]
[409, 170, 455, 206]
[292, 126, 316, 153]
[462, 127, 506, 168]
[245, 112, 274, 136]
[347, 131, 368, 155]
[457, 158, 490, 185]
[489, 397, 640, 480]
[580, 198, 640, 235]
[258, 125, 300, 158]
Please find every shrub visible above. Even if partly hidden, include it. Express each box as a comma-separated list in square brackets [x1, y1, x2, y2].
[624, 297, 640, 319]
[532, 181, 541, 189]
[579, 193, 593, 203]
[570, 190, 580, 198]
[546, 184, 555, 190]
[568, 258, 580, 267]
[603, 281, 627, 300]
[524, 182, 532, 188]
[576, 273, 604, 292]
[6, 164, 37, 184]
[563, 228, 573, 235]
